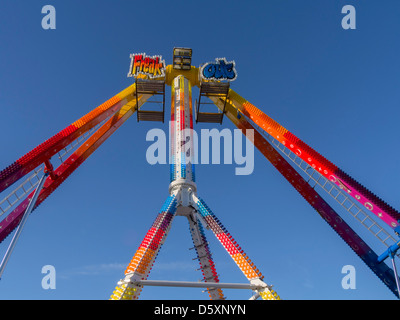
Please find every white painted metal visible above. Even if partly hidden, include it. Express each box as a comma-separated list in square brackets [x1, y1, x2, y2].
[132, 279, 264, 290]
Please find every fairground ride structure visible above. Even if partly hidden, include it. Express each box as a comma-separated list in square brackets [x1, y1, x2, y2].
[0, 48, 399, 300]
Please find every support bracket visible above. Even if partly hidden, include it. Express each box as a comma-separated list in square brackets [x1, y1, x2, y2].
[131, 279, 265, 290]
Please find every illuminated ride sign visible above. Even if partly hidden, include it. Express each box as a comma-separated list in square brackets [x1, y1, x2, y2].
[127, 51, 236, 82]
[128, 53, 166, 79]
[200, 58, 237, 82]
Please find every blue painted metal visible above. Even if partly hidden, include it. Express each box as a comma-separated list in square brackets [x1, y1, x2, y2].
[378, 242, 400, 263]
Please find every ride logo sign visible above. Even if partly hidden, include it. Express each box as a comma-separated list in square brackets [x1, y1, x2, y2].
[128, 53, 166, 79]
[200, 58, 237, 81]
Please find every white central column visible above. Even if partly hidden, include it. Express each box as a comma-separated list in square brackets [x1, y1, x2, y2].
[169, 75, 197, 215]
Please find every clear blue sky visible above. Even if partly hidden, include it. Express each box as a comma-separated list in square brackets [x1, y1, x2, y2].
[0, 0, 400, 300]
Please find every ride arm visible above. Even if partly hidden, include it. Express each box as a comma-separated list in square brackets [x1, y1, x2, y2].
[110, 195, 178, 300]
[192, 195, 280, 300]
[187, 212, 225, 300]
[208, 92, 400, 298]
[0, 91, 153, 243]
[0, 84, 139, 194]
[213, 89, 400, 231]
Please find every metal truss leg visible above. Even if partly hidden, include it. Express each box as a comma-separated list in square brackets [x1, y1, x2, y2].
[192, 194, 280, 300]
[0, 172, 49, 279]
[187, 211, 225, 300]
[110, 194, 178, 300]
[389, 253, 400, 299]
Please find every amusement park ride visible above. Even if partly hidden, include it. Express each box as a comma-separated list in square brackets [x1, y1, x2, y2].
[0, 47, 399, 300]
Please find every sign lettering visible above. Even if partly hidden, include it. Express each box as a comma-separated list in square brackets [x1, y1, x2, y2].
[128, 53, 166, 79]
